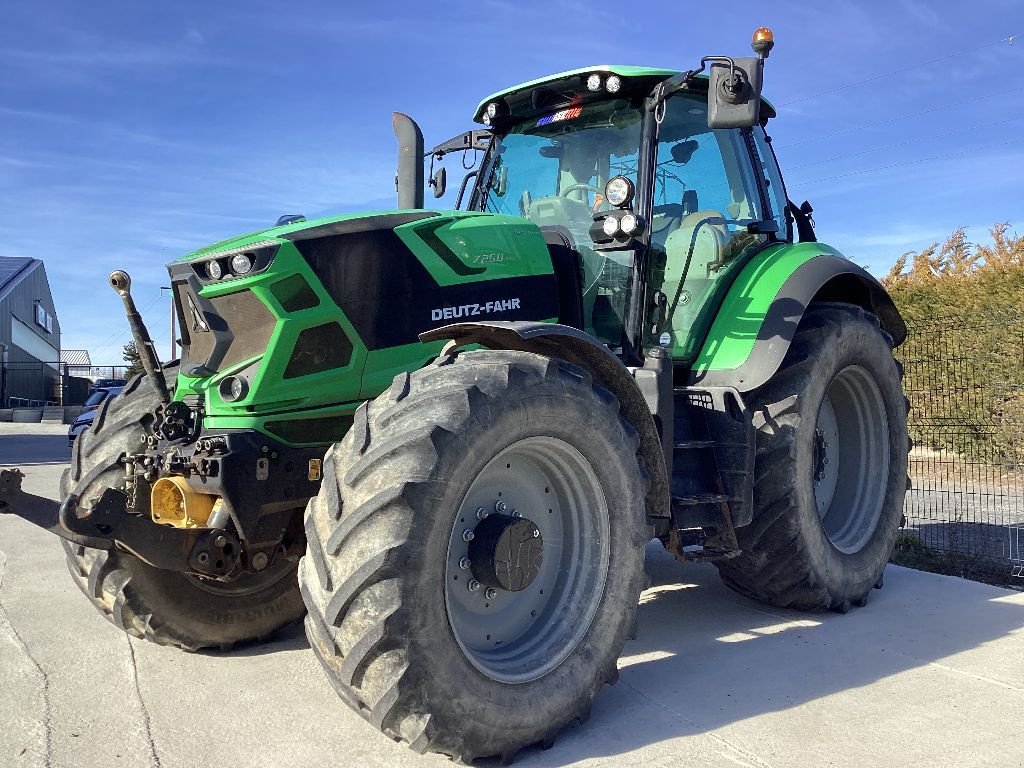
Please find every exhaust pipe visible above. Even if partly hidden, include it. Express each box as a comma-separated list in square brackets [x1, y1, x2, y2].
[393, 112, 424, 209]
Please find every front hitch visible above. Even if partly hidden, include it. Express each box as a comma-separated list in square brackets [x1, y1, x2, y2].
[0, 468, 240, 576]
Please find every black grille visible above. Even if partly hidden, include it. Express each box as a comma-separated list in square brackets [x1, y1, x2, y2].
[264, 414, 353, 445]
[283, 322, 352, 379]
[174, 282, 276, 374]
[270, 274, 320, 312]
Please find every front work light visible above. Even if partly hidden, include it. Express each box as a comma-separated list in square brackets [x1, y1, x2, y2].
[602, 217, 621, 237]
[586, 73, 603, 92]
[219, 375, 248, 403]
[205, 260, 223, 280]
[620, 212, 643, 235]
[486, 102, 499, 118]
[604, 176, 635, 208]
[605, 75, 622, 93]
[230, 253, 253, 275]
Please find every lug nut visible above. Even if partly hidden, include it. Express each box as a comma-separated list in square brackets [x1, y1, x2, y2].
[252, 552, 269, 570]
[462, 529, 475, 542]
[459, 557, 472, 570]
[197, 552, 209, 564]
[532, 529, 540, 538]
[468, 579, 481, 592]
[495, 500, 508, 513]
[214, 535, 227, 548]
[512, 509, 522, 518]
[476, 507, 489, 520]
[485, 587, 497, 599]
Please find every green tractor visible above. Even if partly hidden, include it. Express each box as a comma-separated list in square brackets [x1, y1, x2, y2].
[3, 28, 909, 762]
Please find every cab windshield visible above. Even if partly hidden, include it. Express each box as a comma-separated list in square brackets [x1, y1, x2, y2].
[477, 99, 643, 347]
[479, 99, 641, 241]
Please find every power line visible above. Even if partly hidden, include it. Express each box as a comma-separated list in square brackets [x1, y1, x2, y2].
[91, 291, 164, 360]
[778, 32, 1020, 107]
[776, 83, 1024, 150]
[786, 136, 1024, 188]
[784, 114, 1024, 171]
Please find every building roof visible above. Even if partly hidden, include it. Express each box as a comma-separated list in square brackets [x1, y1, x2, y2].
[0, 257, 38, 295]
[60, 349, 92, 366]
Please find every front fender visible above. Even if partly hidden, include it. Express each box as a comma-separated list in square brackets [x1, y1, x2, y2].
[420, 321, 669, 521]
[691, 244, 905, 392]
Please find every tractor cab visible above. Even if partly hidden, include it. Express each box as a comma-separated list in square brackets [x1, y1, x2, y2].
[440, 33, 791, 364]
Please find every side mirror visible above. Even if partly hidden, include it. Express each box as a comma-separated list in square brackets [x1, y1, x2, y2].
[707, 57, 763, 129]
[429, 166, 447, 199]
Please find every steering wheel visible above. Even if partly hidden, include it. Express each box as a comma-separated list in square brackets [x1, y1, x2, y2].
[560, 183, 603, 198]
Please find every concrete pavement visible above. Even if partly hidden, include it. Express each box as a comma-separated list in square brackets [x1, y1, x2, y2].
[1, 424, 1023, 768]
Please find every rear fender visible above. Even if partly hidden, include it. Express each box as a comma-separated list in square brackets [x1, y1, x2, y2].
[691, 246, 906, 392]
[420, 321, 670, 521]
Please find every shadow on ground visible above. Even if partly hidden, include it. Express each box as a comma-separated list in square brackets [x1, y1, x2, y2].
[0, 434, 71, 466]
[500, 543, 1024, 766]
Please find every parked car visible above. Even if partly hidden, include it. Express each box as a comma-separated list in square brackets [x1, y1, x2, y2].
[68, 386, 123, 445]
[89, 377, 127, 392]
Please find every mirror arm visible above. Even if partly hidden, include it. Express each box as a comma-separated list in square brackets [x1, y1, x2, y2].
[647, 56, 737, 112]
[427, 130, 492, 159]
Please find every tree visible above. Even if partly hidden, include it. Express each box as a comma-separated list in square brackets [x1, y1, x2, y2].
[122, 341, 145, 379]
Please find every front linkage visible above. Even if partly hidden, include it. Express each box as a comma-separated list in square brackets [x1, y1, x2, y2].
[1, 271, 319, 582]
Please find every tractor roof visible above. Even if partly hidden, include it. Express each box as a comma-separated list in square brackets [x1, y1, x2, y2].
[473, 64, 775, 124]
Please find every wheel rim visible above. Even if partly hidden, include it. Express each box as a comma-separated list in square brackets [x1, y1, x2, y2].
[445, 437, 611, 684]
[812, 365, 890, 554]
[185, 551, 294, 596]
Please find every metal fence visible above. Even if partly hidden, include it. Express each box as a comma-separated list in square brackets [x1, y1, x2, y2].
[1, 362, 127, 407]
[896, 309, 1024, 587]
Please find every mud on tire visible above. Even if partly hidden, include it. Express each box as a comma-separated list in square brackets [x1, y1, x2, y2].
[300, 349, 651, 762]
[62, 368, 305, 651]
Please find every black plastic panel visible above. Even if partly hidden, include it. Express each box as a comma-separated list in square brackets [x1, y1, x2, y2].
[283, 322, 352, 379]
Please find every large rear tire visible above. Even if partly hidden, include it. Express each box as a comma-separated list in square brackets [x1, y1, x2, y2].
[61, 368, 305, 651]
[300, 349, 650, 762]
[715, 303, 909, 610]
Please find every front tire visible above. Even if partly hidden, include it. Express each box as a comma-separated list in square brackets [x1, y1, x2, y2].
[300, 349, 650, 762]
[716, 303, 909, 610]
[62, 369, 306, 651]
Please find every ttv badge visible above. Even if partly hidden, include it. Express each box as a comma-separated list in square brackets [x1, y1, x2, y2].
[308, 459, 322, 482]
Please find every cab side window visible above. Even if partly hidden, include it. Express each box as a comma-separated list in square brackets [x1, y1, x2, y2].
[649, 95, 767, 361]
[752, 127, 791, 241]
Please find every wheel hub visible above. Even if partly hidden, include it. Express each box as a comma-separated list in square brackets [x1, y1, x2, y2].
[468, 513, 543, 592]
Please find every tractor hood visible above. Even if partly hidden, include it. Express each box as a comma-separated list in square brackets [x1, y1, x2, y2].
[177, 209, 431, 264]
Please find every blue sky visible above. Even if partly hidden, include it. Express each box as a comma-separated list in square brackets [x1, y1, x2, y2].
[1, 0, 1021, 360]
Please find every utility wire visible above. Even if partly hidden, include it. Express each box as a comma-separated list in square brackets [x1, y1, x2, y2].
[778, 32, 1020, 107]
[787, 135, 1024, 188]
[776, 83, 1024, 150]
[784, 114, 1024, 171]
[91, 291, 164, 360]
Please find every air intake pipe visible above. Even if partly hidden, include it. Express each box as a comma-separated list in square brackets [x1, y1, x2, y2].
[393, 112, 424, 209]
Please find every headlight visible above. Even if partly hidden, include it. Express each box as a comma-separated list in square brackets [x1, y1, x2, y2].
[604, 176, 634, 208]
[602, 217, 621, 237]
[605, 75, 622, 93]
[620, 212, 642, 235]
[218, 375, 248, 403]
[205, 260, 223, 280]
[586, 73, 603, 92]
[230, 253, 253, 275]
